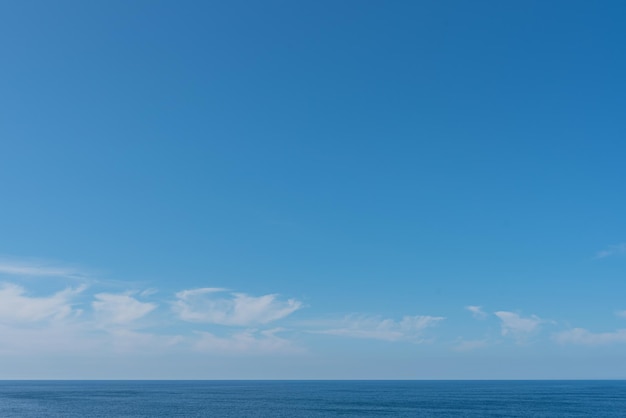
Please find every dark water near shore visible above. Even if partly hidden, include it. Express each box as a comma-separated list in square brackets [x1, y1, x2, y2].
[1, 380, 625, 417]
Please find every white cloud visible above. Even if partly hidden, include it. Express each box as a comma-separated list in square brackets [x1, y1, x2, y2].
[615, 310, 626, 319]
[92, 293, 157, 326]
[0, 323, 181, 356]
[0, 322, 94, 355]
[595, 243, 626, 259]
[0, 258, 84, 278]
[173, 288, 302, 326]
[0, 282, 85, 323]
[494, 311, 542, 341]
[554, 328, 626, 345]
[314, 315, 445, 342]
[0, 281, 171, 355]
[140, 288, 158, 297]
[465, 305, 487, 319]
[193, 328, 299, 354]
[0, 271, 310, 361]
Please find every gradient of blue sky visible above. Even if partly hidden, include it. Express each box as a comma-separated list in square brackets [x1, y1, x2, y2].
[1, 0, 626, 379]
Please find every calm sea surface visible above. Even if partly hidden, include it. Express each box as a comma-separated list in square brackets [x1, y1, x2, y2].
[0, 380, 625, 417]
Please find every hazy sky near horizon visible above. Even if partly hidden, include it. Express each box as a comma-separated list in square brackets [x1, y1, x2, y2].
[1, 0, 626, 379]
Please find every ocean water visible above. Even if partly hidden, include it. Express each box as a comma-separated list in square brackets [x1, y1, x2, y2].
[0, 380, 625, 417]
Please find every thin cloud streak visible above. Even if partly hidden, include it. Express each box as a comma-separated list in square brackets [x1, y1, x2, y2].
[554, 328, 626, 345]
[313, 315, 445, 342]
[594, 243, 626, 259]
[0, 260, 83, 278]
[193, 328, 302, 354]
[453, 339, 488, 352]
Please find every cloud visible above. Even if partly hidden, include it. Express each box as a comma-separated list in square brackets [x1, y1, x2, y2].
[0, 282, 88, 355]
[92, 293, 157, 326]
[465, 305, 487, 319]
[453, 338, 488, 352]
[0, 258, 85, 278]
[494, 311, 542, 341]
[0, 282, 85, 323]
[193, 328, 300, 354]
[0, 322, 180, 356]
[172, 288, 302, 326]
[0, 276, 305, 359]
[140, 288, 158, 297]
[554, 328, 626, 346]
[0, 281, 170, 355]
[616, 311, 626, 319]
[314, 315, 445, 342]
[102, 329, 183, 353]
[595, 243, 626, 259]
[0, 322, 94, 355]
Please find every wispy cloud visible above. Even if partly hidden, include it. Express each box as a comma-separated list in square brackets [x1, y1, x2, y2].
[0, 257, 86, 279]
[465, 305, 487, 319]
[453, 338, 488, 351]
[92, 293, 157, 326]
[494, 311, 542, 341]
[594, 243, 626, 259]
[103, 329, 183, 354]
[172, 288, 302, 326]
[616, 310, 626, 319]
[193, 328, 300, 354]
[0, 275, 303, 357]
[0, 322, 95, 355]
[313, 315, 444, 342]
[554, 328, 626, 345]
[0, 282, 85, 323]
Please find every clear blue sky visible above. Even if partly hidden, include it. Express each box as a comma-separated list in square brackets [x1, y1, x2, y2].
[1, 0, 626, 379]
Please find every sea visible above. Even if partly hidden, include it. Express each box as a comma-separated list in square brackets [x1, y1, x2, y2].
[0, 380, 625, 417]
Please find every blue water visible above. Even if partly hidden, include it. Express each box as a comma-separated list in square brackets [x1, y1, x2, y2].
[0, 380, 625, 417]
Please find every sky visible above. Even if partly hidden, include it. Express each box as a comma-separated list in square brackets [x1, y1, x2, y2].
[1, 0, 626, 379]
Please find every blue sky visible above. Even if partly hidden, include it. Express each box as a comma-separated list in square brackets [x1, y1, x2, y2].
[1, 0, 626, 379]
